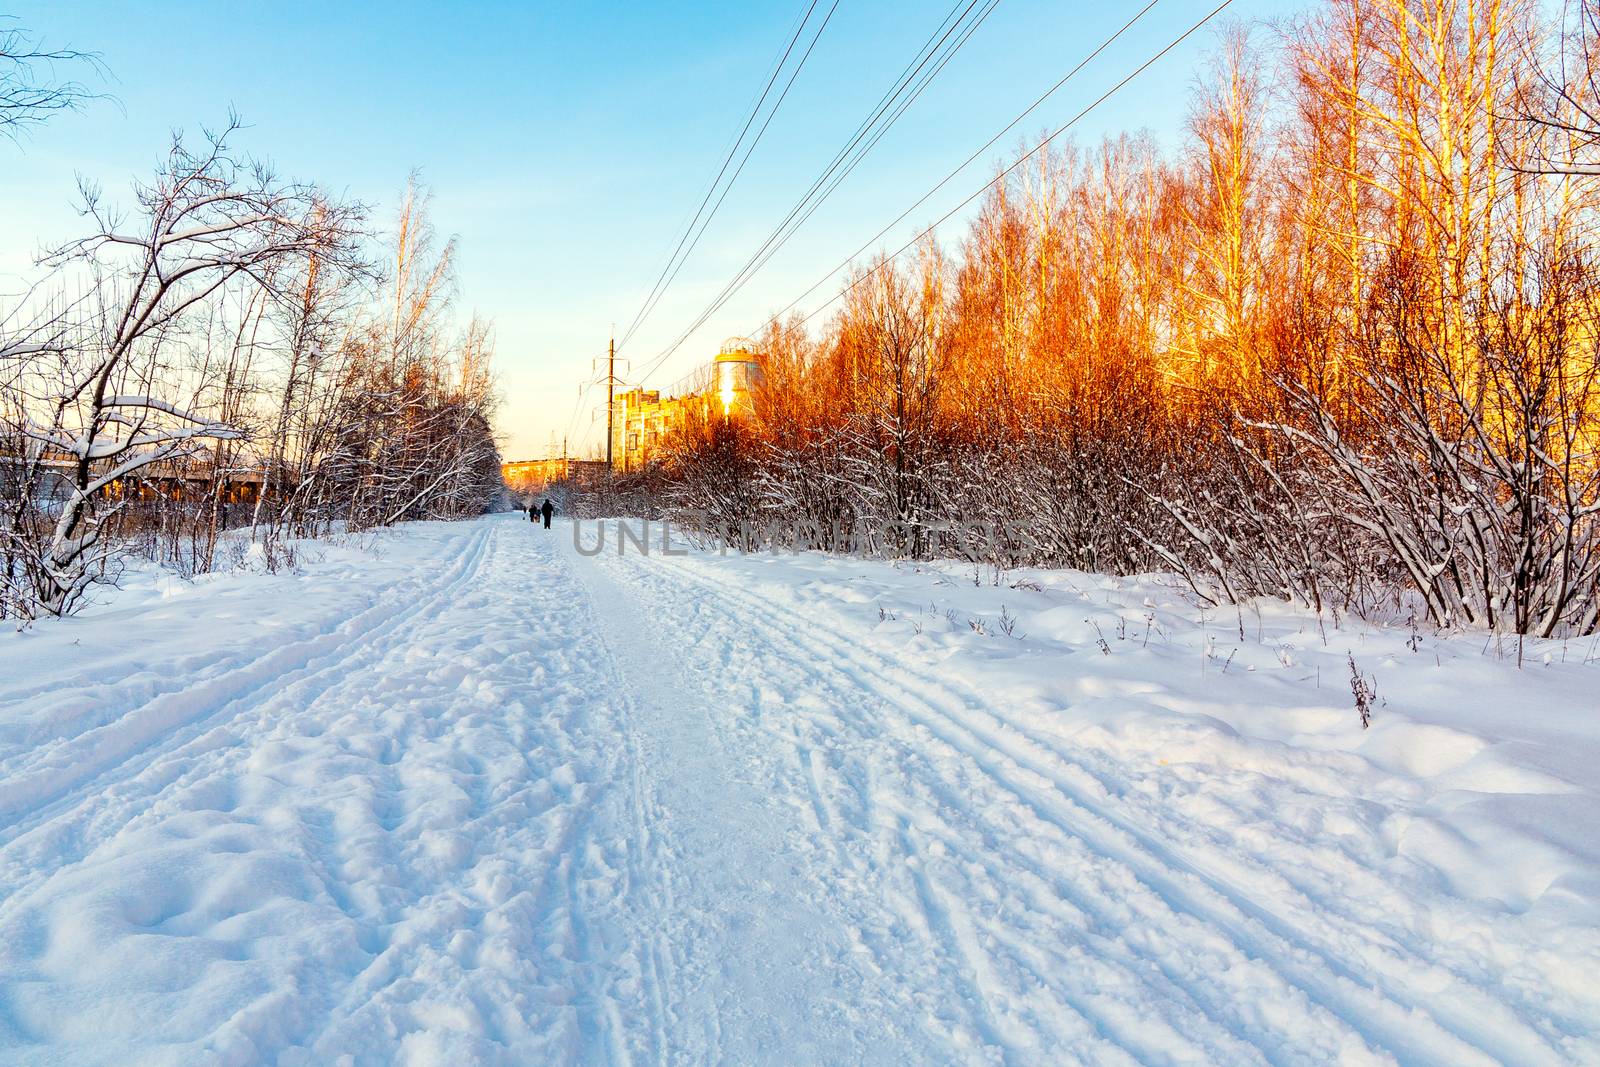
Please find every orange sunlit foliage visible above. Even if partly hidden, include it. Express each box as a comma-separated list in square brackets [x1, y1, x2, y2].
[641, 0, 1600, 635]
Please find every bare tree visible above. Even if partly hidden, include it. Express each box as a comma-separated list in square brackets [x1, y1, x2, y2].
[0, 17, 100, 141]
[1513, 0, 1600, 176]
[1, 119, 361, 614]
[318, 178, 505, 531]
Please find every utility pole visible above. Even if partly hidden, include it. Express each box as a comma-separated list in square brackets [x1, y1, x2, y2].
[605, 335, 615, 471]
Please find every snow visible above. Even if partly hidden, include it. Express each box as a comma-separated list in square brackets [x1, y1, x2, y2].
[2, 512, 1598, 1064]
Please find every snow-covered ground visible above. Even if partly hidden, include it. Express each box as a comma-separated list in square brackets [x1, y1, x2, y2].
[1, 512, 1597, 1065]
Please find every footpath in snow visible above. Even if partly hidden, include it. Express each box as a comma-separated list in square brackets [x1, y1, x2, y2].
[1, 511, 1597, 1065]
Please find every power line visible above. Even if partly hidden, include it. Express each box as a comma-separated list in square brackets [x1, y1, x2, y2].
[633, 0, 1001, 388]
[785, 0, 1231, 332]
[757, 0, 1161, 332]
[639, 0, 1001, 383]
[709, 0, 992, 314]
[621, 0, 841, 362]
[557, 345, 620, 458]
[560, 367, 599, 458]
[615, 0, 819, 353]
[658, 5, 817, 254]
[578, 5, 829, 458]
[616, 0, 837, 354]
[717, 0, 1001, 302]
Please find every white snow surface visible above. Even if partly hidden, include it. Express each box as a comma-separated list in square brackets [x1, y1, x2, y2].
[1, 512, 1598, 1065]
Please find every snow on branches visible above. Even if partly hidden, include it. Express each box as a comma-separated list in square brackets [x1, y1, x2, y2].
[2, 120, 362, 616]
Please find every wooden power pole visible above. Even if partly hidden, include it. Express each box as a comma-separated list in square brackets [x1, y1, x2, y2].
[605, 335, 615, 471]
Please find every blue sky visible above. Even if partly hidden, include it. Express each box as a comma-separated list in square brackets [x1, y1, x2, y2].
[3, 0, 1309, 459]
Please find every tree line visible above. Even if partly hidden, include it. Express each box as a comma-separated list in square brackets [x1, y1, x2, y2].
[1, 49, 504, 622]
[614, 0, 1600, 639]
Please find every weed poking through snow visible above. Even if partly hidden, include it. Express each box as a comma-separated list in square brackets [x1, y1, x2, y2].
[998, 605, 1023, 639]
[1089, 619, 1110, 655]
[1349, 653, 1377, 729]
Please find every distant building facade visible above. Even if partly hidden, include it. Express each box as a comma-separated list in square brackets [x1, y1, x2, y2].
[501, 457, 606, 494]
[3, 452, 267, 507]
[609, 344, 764, 473]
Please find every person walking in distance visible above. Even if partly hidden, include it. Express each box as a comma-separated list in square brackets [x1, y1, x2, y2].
[541, 498, 554, 529]
[527, 501, 537, 523]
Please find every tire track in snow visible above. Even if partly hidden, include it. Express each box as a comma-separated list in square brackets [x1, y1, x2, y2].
[558, 537, 745, 1067]
[893, 810, 1013, 1057]
[610, 643, 673, 1067]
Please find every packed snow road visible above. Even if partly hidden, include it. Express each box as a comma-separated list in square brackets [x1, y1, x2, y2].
[1, 513, 1597, 1065]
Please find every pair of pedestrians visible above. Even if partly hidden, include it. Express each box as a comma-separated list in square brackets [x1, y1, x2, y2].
[528, 499, 554, 529]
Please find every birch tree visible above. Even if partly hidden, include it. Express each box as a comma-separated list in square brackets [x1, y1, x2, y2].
[2, 120, 360, 614]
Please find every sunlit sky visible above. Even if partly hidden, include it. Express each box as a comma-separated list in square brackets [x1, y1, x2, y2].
[3, 0, 1309, 460]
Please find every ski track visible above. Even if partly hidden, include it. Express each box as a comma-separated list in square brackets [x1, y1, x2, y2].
[586, 531, 1596, 1067]
[1, 512, 1594, 1065]
[0, 525, 494, 863]
[0, 520, 641, 1064]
